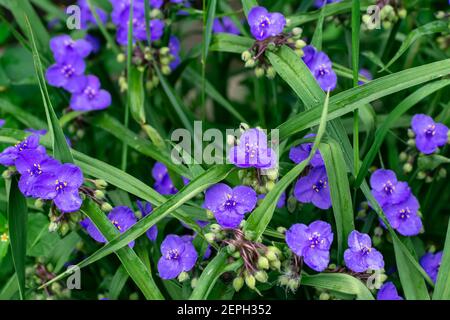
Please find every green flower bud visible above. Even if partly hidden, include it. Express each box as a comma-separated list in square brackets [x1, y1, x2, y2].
[265, 181, 275, 192]
[407, 129, 415, 138]
[48, 221, 58, 232]
[226, 243, 236, 254]
[372, 235, 382, 247]
[286, 18, 292, 27]
[210, 223, 221, 233]
[233, 276, 244, 292]
[178, 271, 189, 282]
[267, 42, 276, 51]
[382, 21, 392, 30]
[292, 27, 303, 36]
[232, 251, 241, 259]
[328, 263, 336, 270]
[129, 292, 139, 300]
[160, 57, 171, 65]
[417, 171, 427, 180]
[245, 59, 256, 68]
[116, 53, 126, 63]
[161, 65, 171, 75]
[191, 277, 198, 289]
[319, 292, 330, 300]
[255, 67, 265, 78]
[294, 48, 304, 57]
[244, 230, 256, 241]
[270, 259, 281, 271]
[438, 168, 447, 179]
[254, 270, 268, 283]
[287, 278, 299, 291]
[403, 163, 413, 173]
[2, 168, 15, 179]
[295, 39, 306, 49]
[241, 50, 252, 62]
[398, 8, 407, 19]
[374, 226, 383, 237]
[160, 47, 170, 55]
[205, 232, 216, 243]
[276, 226, 287, 234]
[34, 198, 45, 209]
[245, 274, 256, 290]
[206, 209, 214, 220]
[399, 152, 408, 162]
[101, 202, 113, 213]
[93, 179, 108, 189]
[257, 256, 270, 270]
[266, 66, 276, 79]
[266, 246, 281, 261]
[94, 190, 105, 200]
[59, 222, 70, 237]
[425, 175, 433, 183]
[150, 8, 161, 18]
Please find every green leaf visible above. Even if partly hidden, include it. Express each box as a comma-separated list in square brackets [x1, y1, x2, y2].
[109, 265, 129, 300]
[393, 238, 430, 300]
[380, 21, 448, 72]
[25, 15, 74, 164]
[310, 4, 326, 50]
[202, 0, 217, 65]
[244, 92, 329, 239]
[301, 272, 374, 300]
[319, 139, 355, 260]
[417, 154, 450, 171]
[0, 98, 47, 130]
[81, 200, 164, 300]
[210, 34, 253, 54]
[6, 177, 28, 300]
[129, 66, 146, 124]
[433, 219, 450, 299]
[355, 79, 450, 187]
[27, 213, 60, 258]
[189, 251, 242, 300]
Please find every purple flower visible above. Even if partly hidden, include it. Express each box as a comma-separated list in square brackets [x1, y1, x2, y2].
[70, 75, 111, 111]
[203, 183, 257, 229]
[152, 162, 188, 195]
[247, 6, 286, 41]
[85, 34, 101, 54]
[313, 0, 342, 8]
[258, 192, 286, 208]
[420, 251, 442, 283]
[24, 128, 48, 135]
[344, 230, 384, 273]
[0, 134, 44, 166]
[0, 119, 5, 127]
[50, 35, 92, 61]
[294, 166, 331, 210]
[213, 17, 240, 35]
[78, 0, 108, 29]
[369, 169, 411, 207]
[169, 35, 181, 70]
[45, 56, 86, 93]
[157, 234, 198, 279]
[150, 0, 164, 8]
[229, 128, 277, 169]
[377, 282, 403, 300]
[411, 114, 449, 155]
[286, 220, 333, 272]
[302, 45, 337, 91]
[81, 206, 138, 247]
[33, 163, 84, 212]
[358, 68, 372, 85]
[384, 194, 422, 236]
[136, 200, 158, 241]
[15, 149, 60, 197]
[289, 133, 324, 167]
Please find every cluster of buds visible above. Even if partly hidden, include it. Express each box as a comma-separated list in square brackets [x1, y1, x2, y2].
[238, 167, 279, 194]
[436, 11, 450, 51]
[26, 259, 71, 300]
[240, 27, 305, 79]
[278, 253, 302, 293]
[362, 1, 407, 30]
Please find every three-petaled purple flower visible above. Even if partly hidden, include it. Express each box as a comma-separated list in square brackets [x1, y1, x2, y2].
[247, 6, 286, 41]
[344, 230, 384, 273]
[411, 114, 448, 155]
[81, 206, 138, 247]
[157, 234, 198, 279]
[370, 169, 411, 208]
[33, 163, 84, 212]
[49, 35, 92, 61]
[420, 251, 442, 283]
[137, 200, 158, 241]
[302, 45, 337, 91]
[0, 134, 44, 167]
[286, 220, 333, 272]
[45, 56, 86, 93]
[213, 17, 240, 35]
[377, 282, 403, 300]
[384, 194, 422, 236]
[70, 75, 112, 111]
[229, 128, 277, 169]
[78, 0, 108, 29]
[169, 36, 181, 70]
[289, 133, 324, 167]
[203, 183, 257, 229]
[294, 166, 331, 210]
[152, 162, 189, 195]
[15, 149, 60, 197]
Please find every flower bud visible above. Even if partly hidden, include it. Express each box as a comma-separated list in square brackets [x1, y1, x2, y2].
[2, 168, 15, 179]
[206, 209, 214, 219]
[59, 222, 70, 237]
[286, 18, 292, 27]
[245, 274, 256, 290]
[372, 235, 382, 247]
[267, 42, 276, 51]
[295, 39, 306, 49]
[244, 230, 256, 241]
[93, 179, 108, 189]
[287, 278, 299, 291]
[294, 49, 304, 57]
[292, 27, 303, 36]
[287, 195, 297, 213]
[257, 256, 270, 270]
[438, 168, 447, 179]
[94, 190, 105, 200]
[266, 246, 281, 261]
[233, 276, 244, 292]
[403, 163, 413, 173]
[226, 243, 236, 254]
[425, 176, 433, 184]
[254, 270, 268, 283]
[276, 226, 287, 234]
[159, 47, 170, 56]
[266, 66, 276, 79]
[116, 53, 126, 63]
[407, 129, 415, 138]
[101, 202, 113, 213]
[205, 232, 216, 243]
[178, 271, 189, 282]
[232, 251, 241, 259]
[190, 277, 198, 289]
[417, 171, 426, 180]
[34, 198, 45, 209]
[265, 181, 275, 192]
[161, 65, 171, 75]
[245, 59, 256, 68]
[255, 67, 265, 78]
[382, 21, 392, 30]
[241, 50, 252, 62]
[278, 275, 289, 286]
[150, 8, 161, 18]
[270, 259, 281, 270]
[399, 152, 408, 162]
[210, 223, 221, 233]
[319, 292, 330, 300]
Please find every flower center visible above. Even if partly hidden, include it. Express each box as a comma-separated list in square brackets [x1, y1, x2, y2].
[259, 17, 270, 29]
[55, 180, 68, 192]
[398, 208, 411, 220]
[312, 179, 327, 192]
[64, 40, 75, 49]
[424, 124, 436, 137]
[361, 246, 372, 255]
[111, 219, 122, 231]
[28, 163, 42, 176]
[245, 142, 259, 159]
[317, 64, 329, 76]
[309, 232, 322, 248]
[166, 249, 180, 260]
[61, 64, 75, 78]
[223, 194, 237, 210]
[383, 180, 395, 194]
[15, 141, 28, 151]
[84, 86, 97, 99]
